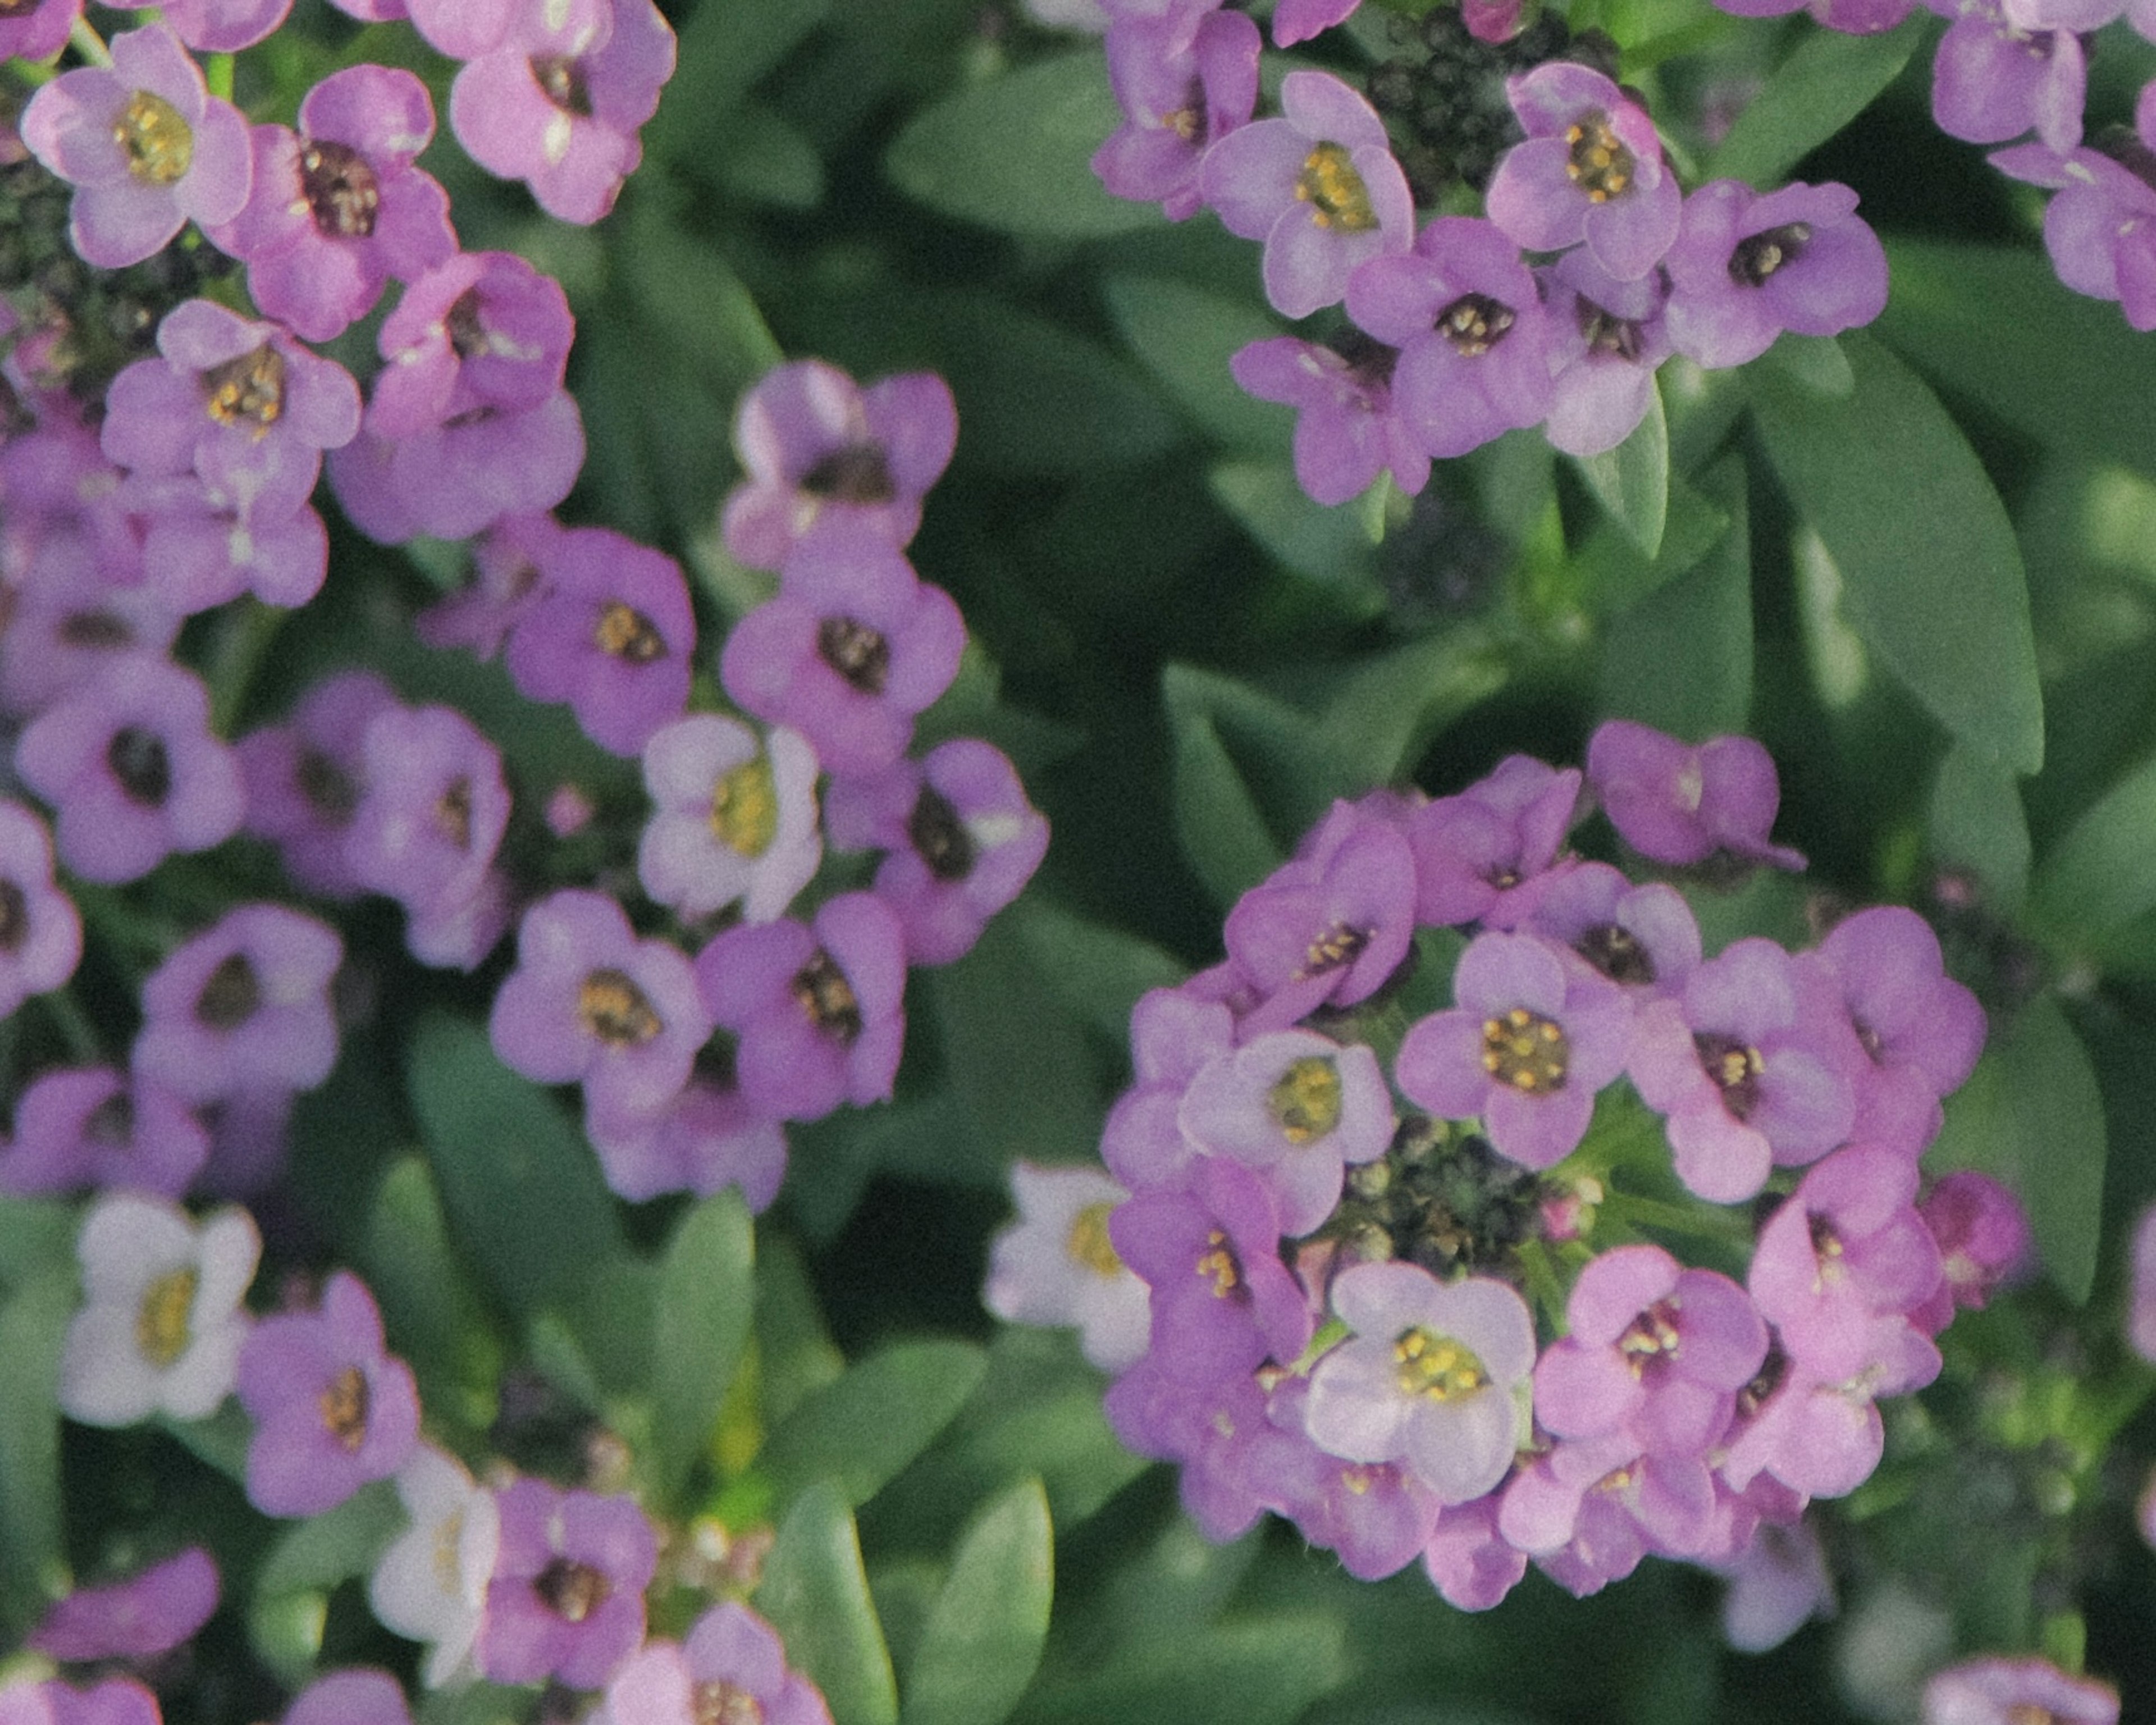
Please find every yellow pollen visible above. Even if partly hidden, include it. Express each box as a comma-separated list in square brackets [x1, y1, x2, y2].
[1066, 1202, 1123, 1278]
[432, 1508, 467, 1592]
[1617, 1300, 1683, 1375]
[1393, 1326, 1486, 1401]
[710, 753, 779, 858]
[1563, 113, 1634, 203]
[1196, 1229, 1239, 1297]
[115, 89, 194, 185]
[1295, 141, 1377, 231]
[435, 778, 473, 850]
[1299, 920, 1368, 978]
[791, 949, 862, 1043]
[202, 345, 286, 434]
[319, 1364, 371, 1451]
[1167, 104, 1202, 142]
[2004, 1708, 2058, 1725]
[1479, 1006, 1569, 1093]
[692, 1682, 768, 1725]
[1268, 1056, 1344, 1144]
[578, 968, 663, 1047]
[1341, 1467, 1373, 1496]
[593, 600, 664, 662]
[136, 1267, 198, 1368]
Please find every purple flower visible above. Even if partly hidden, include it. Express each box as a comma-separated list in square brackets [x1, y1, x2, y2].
[1093, 4, 1262, 221]
[1661, 179, 1889, 369]
[1228, 335, 1431, 505]
[208, 67, 458, 343]
[16, 654, 245, 884]
[503, 526, 695, 756]
[720, 521, 967, 777]
[0, 1680, 163, 1725]
[490, 889, 711, 1121]
[1541, 250, 1674, 458]
[1486, 63, 1681, 281]
[692, 892, 908, 1121]
[345, 702, 511, 938]
[237, 669, 400, 899]
[824, 738, 1049, 966]
[638, 717, 823, 925]
[121, 454, 330, 614]
[0, 800, 80, 1016]
[985, 1163, 1151, 1372]
[586, 1075, 788, 1209]
[1719, 1325, 1938, 1498]
[236, 1272, 421, 1517]
[416, 514, 560, 658]
[1100, 985, 1236, 1192]
[1200, 70, 1414, 319]
[2130, 1203, 2156, 1362]
[597, 1603, 834, 1725]
[1500, 1431, 1716, 1585]
[1586, 719, 1805, 870]
[29, 1548, 218, 1661]
[0, 1067, 208, 1199]
[1916, 1171, 2030, 1320]
[330, 392, 584, 545]
[0, 0, 81, 64]
[1404, 756, 1582, 928]
[722, 361, 957, 572]
[1925, 0, 2084, 152]
[19, 25, 252, 268]
[1421, 1494, 1527, 1610]
[1104, 1354, 1276, 1539]
[1263, 1382, 1441, 1579]
[367, 250, 575, 440]
[1514, 859, 1701, 994]
[133, 903, 343, 1106]
[1711, 1513, 1833, 1653]
[1303, 1261, 1534, 1504]
[405, 0, 515, 57]
[1396, 932, 1632, 1171]
[1995, 103, 2156, 327]
[0, 529, 178, 716]
[1922, 1659, 2118, 1725]
[1345, 216, 1555, 458]
[477, 1477, 657, 1690]
[449, 0, 677, 225]
[157, 0, 292, 52]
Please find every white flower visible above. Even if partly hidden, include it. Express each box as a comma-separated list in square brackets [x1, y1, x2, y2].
[637, 717, 823, 924]
[984, 1163, 1149, 1371]
[368, 1443, 501, 1687]
[60, 1193, 259, 1426]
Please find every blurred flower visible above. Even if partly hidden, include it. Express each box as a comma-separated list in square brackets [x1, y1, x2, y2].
[478, 1477, 657, 1690]
[596, 1600, 833, 1725]
[29, 1548, 218, 1662]
[986, 1162, 1151, 1371]
[369, 1444, 501, 1688]
[1921, 1657, 2118, 1725]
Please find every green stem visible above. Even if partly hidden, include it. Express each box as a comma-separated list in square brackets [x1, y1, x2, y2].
[205, 52, 234, 102]
[37, 987, 104, 1065]
[67, 17, 112, 67]
[206, 598, 286, 737]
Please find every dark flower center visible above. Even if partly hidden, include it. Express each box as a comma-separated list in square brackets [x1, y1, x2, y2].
[319, 1363, 371, 1450]
[444, 288, 491, 360]
[1437, 294, 1515, 357]
[1300, 920, 1370, 978]
[1617, 1298, 1683, 1374]
[435, 778, 474, 849]
[693, 1683, 768, 1725]
[86, 1092, 136, 1148]
[1296, 140, 1378, 231]
[297, 750, 359, 824]
[1575, 923, 1653, 984]
[1564, 112, 1634, 202]
[534, 1557, 609, 1622]
[108, 727, 173, 806]
[300, 139, 381, 238]
[202, 344, 286, 431]
[1333, 330, 1400, 390]
[579, 969, 664, 1047]
[1737, 1345, 1787, 1419]
[1267, 1055, 1343, 1143]
[1577, 298, 1645, 362]
[195, 953, 263, 1030]
[1808, 1212, 1847, 1281]
[529, 55, 593, 117]
[712, 755, 779, 857]
[791, 948, 863, 1043]
[1481, 1007, 1569, 1092]
[1163, 76, 1205, 144]
[800, 444, 896, 504]
[58, 609, 134, 649]
[0, 881, 25, 953]
[818, 615, 890, 694]
[1694, 1032, 1762, 1120]
[908, 784, 975, 882]
[115, 90, 194, 186]
[594, 601, 665, 663]
[1728, 222, 1811, 287]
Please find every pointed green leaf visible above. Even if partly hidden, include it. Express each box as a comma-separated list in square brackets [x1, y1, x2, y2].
[1931, 743, 2031, 914]
[1016, 1613, 1346, 1725]
[1007, 898, 1186, 1046]
[0, 1268, 68, 1637]
[760, 1482, 901, 1725]
[1104, 276, 1289, 455]
[647, 0, 831, 156]
[762, 1340, 989, 1509]
[1207, 461, 1383, 602]
[1573, 378, 1669, 559]
[1706, 15, 1926, 188]
[2034, 751, 2156, 938]
[358, 1157, 500, 1407]
[652, 1190, 755, 1506]
[1162, 668, 1287, 909]
[256, 1480, 406, 1596]
[902, 1479, 1054, 1725]
[1751, 331, 2041, 772]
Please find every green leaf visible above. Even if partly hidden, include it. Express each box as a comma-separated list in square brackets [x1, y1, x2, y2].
[0, 1199, 72, 1294]
[1597, 455, 1753, 736]
[647, 0, 832, 158]
[1207, 461, 1384, 604]
[358, 1157, 500, 1414]
[1161, 667, 1289, 909]
[1881, 239, 2156, 479]
[1572, 378, 1669, 559]
[652, 1190, 755, 1507]
[1927, 997, 2107, 1303]
[405, 1012, 625, 1317]
[701, 102, 826, 210]
[2034, 751, 2156, 939]
[1016, 1614, 1347, 1725]
[902, 1479, 1054, 1725]
[1705, 15, 1926, 188]
[1570, 469, 1730, 619]
[1286, 626, 1509, 787]
[760, 1482, 901, 1725]
[755, 1233, 846, 1429]
[1751, 331, 2042, 773]
[0, 1269, 68, 1637]
[255, 1480, 406, 1596]
[1103, 276, 1289, 455]
[1931, 743, 2031, 914]
[1007, 897, 1187, 1046]
[762, 1340, 989, 1509]
[887, 53, 1161, 239]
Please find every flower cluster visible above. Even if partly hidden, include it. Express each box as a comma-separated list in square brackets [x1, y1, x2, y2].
[993, 718, 2022, 1620]
[1086, 1, 1888, 502]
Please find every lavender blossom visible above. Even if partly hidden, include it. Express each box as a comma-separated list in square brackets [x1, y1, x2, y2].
[1586, 719, 1805, 870]
[1228, 336, 1430, 505]
[237, 669, 400, 899]
[596, 1602, 833, 1725]
[1922, 1659, 2118, 1725]
[638, 717, 823, 925]
[477, 1477, 657, 1689]
[1925, 0, 2085, 152]
[0, 1067, 208, 1199]
[1541, 250, 1674, 458]
[0, 800, 81, 1017]
[29, 1548, 218, 1662]
[0, 0, 80, 63]
[1094, 5, 1262, 221]
[1486, 63, 1681, 281]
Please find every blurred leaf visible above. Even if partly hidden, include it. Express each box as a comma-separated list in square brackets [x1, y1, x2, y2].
[902, 1478, 1054, 1725]
[159, 1402, 250, 1483]
[701, 102, 826, 209]
[755, 1233, 846, 1431]
[1598, 455, 1753, 736]
[762, 1340, 989, 1509]
[760, 1482, 901, 1725]
[1927, 997, 2106, 1303]
[1018, 1613, 1347, 1725]
[1705, 15, 1926, 186]
[1931, 743, 2031, 914]
[1751, 331, 2043, 773]
[1570, 469, 1729, 619]
[2033, 750, 2156, 938]
[358, 1157, 500, 1414]
[649, 0, 833, 158]
[887, 52, 1160, 239]
[1008, 897, 1187, 1046]
[625, 199, 784, 386]
[1758, 333, 1855, 399]
[0, 1199, 71, 1294]
[1572, 381, 1669, 559]
[564, 1256, 657, 1399]
[405, 1012, 625, 1317]
[0, 1268, 68, 1637]
[788, 1094, 972, 1243]
[417, 1686, 529, 1725]
[652, 1191, 756, 1506]
[1103, 276, 1290, 455]
[1287, 627, 1509, 786]
[1208, 461, 1385, 606]
[1881, 239, 2156, 479]
[255, 1480, 404, 1596]
[1161, 665, 1292, 907]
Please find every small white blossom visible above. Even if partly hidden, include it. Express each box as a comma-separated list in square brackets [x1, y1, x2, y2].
[985, 1163, 1149, 1371]
[637, 718, 823, 924]
[368, 1443, 501, 1687]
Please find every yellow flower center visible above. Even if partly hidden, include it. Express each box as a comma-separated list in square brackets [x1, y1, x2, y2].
[1480, 1007, 1569, 1092]
[1267, 1056, 1344, 1143]
[1195, 1228, 1239, 1297]
[534, 1557, 608, 1622]
[693, 1683, 768, 1725]
[202, 345, 286, 434]
[1437, 294, 1516, 358]
[1617, 1299, 1683, 1375]
[579, 969, 663, 1047]
[1067, 1202, 1123, 1277]
[791, 948, 863, 1043]
[594, 600, 664, 663]
[319, 1364, 371, 1450]
[1564, 113, 1634, 203]
[1393, 1326, 1486, 1400]
[1729, 222, 1812, 286]
[136, 1267, 198, 1368]
[711, 753, 779, 857]
[115, 89, 194, 185]
[1295, 142, 1377, 231]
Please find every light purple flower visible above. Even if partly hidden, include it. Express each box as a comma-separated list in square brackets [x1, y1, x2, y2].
[2130, 1203, 2156, 1362]
[19, 25, 252, 268]
[1712, 1514, 1834, 1652]
[1486, 63, 1681, 281]
[1515, 859, 1701, 994]
[1662, 180, 1889, 369]
[345, 702, 511, 935]
[1922, 1659, 2118, 1725]
[236, 1271, 421, 1517]
[0, 1067, 208, 1199]
[1421, 1494, 1527, 1610]
[0, 1680, 163, 1725]
[157, 0, 292, 52]
[986, 1163, 1152, 1371]
[368, 1444, 499, 1689]
[367, 250, 575, 440]
[29, 1548, 218, 1661]
[133, 903, 343, 1106]
[1262, 1381, 1441, 1580]
[237, 669, 401, 899]
[1925, 0, 2084, 152]
[596, 1603, 833, 1725]
[1200, 70, 1414, 319]
[1541, 250, 1674, 457]
[1405, 756, 1582, 927]
[415, 513, 561, 658]
[0, 0, 81, 64]
[585, 1074, 788, 1209]
[1587, 719, 1804, 870]
[1993, 140, 2156, 329]
[121, 454, 331, 615]
[1304, 1261, 1533, 1504]
[1228, 335, 1431, 505]
[0, 526, 177, 717]
[1396, 932, 1632, 1171]
[1915, 1170, 2030, 1324]
[1093, 4, 1262, 221]
[1718, 1324, 1939, 1498]
[330, 392, 584, 545]
[1100, 985, 1236, 1192]
[0, 800, 80, 1016]
[638, 717, 822, 925]
[477, 1477, 657, 1690]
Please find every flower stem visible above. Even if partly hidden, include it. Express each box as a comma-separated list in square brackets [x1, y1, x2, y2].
[67, 17, 112, 67]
